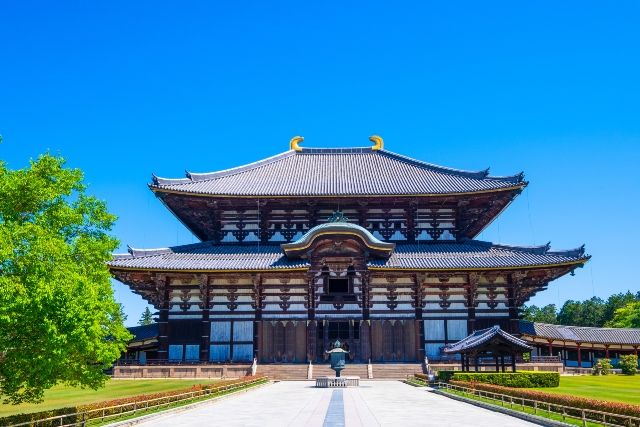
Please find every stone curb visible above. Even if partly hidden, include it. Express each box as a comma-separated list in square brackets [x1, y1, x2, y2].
[431, 389, 573, 427]
[105, 381, 271, 427]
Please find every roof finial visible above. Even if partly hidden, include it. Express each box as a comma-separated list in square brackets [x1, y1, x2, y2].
[290, 136, 304, 152]
[328, 210, 349, 222]
[369, 135, 384, 151]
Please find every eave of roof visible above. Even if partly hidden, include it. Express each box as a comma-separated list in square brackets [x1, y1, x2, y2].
[444, 325, 533, 353]
[109, 240, 589, 273]
[148, 147, 527, 198]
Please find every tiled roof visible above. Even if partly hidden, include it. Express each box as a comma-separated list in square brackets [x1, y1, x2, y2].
[519, 321, 640, 345]
[109, 240, 588, 272]
[444, 325, 533, 353]
[151, 148, 526, 197]
[370, 241, 588, 269]
[111, 242, 309, 271]
[127, 324, 159, 342]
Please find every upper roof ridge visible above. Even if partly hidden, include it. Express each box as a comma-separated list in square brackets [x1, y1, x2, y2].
[151, 144, 525, 187]
[152, 150, 295, 186]
[378, 149, 526, 182]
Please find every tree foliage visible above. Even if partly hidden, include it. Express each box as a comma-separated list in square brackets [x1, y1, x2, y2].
[522, 292, 640, 328]
[138, 307, 155, 326]
[520, 304, 558, 324]
[606, 301, 640, 329]
[0, 152, 131, 404]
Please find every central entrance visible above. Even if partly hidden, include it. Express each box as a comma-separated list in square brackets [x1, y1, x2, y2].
[317, 320, 363, 362]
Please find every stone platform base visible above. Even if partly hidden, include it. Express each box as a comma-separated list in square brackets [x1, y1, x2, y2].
[316, 376, 360, 388]
[113, 364, 252, 379]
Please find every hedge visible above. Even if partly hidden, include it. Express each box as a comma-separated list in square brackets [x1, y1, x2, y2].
[0, 376, 267, 427]
[436, 371, 559, 388]
[449, 380, 640, 420]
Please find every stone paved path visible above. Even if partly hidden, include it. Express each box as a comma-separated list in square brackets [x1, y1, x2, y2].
[131, 381, 539, 426]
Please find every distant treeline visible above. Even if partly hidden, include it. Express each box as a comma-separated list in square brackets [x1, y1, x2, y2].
[521, 291, 640, 328]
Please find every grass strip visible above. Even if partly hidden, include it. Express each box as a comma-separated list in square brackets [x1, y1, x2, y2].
[439, 388, 604, 427]
[91, 379, 269, 426]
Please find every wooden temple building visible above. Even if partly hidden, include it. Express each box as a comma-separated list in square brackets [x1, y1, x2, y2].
[110, 136, 593, 369]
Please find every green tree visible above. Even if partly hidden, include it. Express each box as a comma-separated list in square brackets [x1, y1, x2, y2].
[138, 307, 155, 326]
[558, 297, 606, 327]
[557, 300, 583, 326]
[0, 151, 131, 404]
[521, 304, 557, 324]
[606, 301, 640, 328]
[603, 291, 639, 325]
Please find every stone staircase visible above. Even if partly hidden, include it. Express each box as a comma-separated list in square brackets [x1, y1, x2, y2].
[257, 363, 423, 380]
[256, 363, 309, 380]
[370, 363, 423, 379]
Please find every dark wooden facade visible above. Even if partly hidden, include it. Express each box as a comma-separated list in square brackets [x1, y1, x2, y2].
[111, 141, 589, 364]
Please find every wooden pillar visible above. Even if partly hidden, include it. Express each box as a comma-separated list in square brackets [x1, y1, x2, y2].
[466, 273, 478, 334]
[634, 346, 638, 357]
[461, 354, 466, 371]
[362, 273, 371, 321]
[253, 274, 263, 361]
[156, 275, 170, 361]
[506, 284, 519, 333]
[500, 355, 505, 372]
[323, 320, 329, 359]
[474, 353, 479, 372]
[547, 340, 553, 357]
[199, 274, 211, 362]
[306, 273, 316, 362]
[495, 356, 499, 372]
[577, 343, 582, 367]
[605, 345, 610, 359]
[413, 274, 425, 361]
[511, 352, 517, 372]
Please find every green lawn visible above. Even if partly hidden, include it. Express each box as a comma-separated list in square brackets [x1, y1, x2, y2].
[0, 379, 218, 417]
[531, 375, 640, 405]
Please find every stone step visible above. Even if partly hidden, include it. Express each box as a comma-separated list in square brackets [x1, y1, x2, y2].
[256, 363, 423, 380]
[371, 364, 423, 379]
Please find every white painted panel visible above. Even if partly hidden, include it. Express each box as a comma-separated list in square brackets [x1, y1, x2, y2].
[317, 304, 360, 311]
[445, 302, 467, 310]
[232, 344, 254, 362]
[168, 314, 202, 320]
[210, 322, 231, 341]
[209, 313, 250, 319]
[210, 305, 232, 312]
[261, 313, 308, 319]
[369, 312, 414, 318]
[209, 344, 230, 362]
[475, 311, 509, 318]
[424, 320, 445, 340]
[233, 321, 253, 341]
[447, 320, 468, 341]
[440, 230, 455, 240]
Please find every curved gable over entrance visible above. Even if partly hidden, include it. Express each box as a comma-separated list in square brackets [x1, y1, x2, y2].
[281, 221, 395, 260]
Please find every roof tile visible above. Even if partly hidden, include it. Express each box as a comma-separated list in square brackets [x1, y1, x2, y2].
[151, 149, 525, 196]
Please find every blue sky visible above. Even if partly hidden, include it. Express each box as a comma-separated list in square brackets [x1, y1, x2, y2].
[1, 1, 639, 326]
